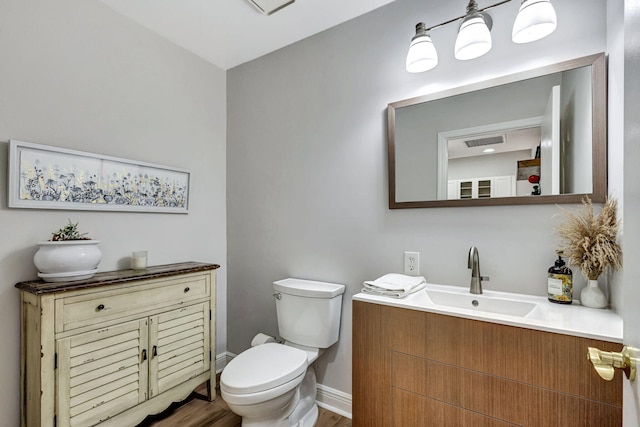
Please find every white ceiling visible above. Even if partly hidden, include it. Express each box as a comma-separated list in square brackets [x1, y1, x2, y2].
[97, 0, 397, 70]
[448, 127, 541, 159]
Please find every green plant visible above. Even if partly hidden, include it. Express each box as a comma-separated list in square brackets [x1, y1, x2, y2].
[50, 219, 90, 241]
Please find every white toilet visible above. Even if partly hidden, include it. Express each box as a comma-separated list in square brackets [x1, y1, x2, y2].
[220, 278, 346, 426]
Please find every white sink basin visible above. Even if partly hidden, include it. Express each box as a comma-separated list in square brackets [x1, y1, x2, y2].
[354, 282, 623, 342]
[426, 289, 537, 317]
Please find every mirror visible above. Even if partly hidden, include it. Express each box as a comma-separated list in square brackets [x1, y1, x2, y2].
[388, 53, 606, 208]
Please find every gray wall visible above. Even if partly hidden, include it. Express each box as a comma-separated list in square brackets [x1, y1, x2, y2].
[395, 104, 439, 201]
[0, 1, 227, 423]
[560, 66, 593, 193]
[607, 0, 624, 316]
[227, 0, 610, 396]
[449, 150, 530, 180]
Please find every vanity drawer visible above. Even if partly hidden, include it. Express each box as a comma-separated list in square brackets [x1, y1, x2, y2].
[56, 274, 209, 332]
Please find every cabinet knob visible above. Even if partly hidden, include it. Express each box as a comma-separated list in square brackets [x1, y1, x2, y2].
[142, 349, 147, 362]
[184, 287, 190, 293]
[96, 304, 105, 311]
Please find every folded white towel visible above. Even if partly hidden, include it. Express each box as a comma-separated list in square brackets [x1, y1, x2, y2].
[362, 273, 426, 298]
[364, 273, 426, 291]
[362, 281, 426, 298]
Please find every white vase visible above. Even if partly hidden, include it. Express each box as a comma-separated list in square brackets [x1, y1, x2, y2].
[34, 240, 102, 282]
[580, 279, 608, 309]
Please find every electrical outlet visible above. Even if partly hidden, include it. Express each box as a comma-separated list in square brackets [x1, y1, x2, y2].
[404, 251, 420, 276]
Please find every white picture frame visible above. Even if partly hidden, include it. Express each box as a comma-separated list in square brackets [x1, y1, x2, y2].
[8, 140, 190, 213]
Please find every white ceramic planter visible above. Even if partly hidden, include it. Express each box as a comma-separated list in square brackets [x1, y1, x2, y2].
[34, 240, 102, 282]
[580, 279, 608, 309]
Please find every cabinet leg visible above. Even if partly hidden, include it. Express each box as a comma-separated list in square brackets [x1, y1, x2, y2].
[206, 379, 213, 401]
[193, 379, 215, 402]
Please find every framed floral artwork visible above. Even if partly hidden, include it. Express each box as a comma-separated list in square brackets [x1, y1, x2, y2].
[8, 140, 190, 213]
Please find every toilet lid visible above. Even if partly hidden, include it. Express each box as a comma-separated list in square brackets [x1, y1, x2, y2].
[221, 343, 308, 395]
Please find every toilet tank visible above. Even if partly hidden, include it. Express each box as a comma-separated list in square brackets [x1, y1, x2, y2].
[273, 278, 345, 349]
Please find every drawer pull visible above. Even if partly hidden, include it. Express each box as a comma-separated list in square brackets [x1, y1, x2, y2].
[184, 287, 190, 293]
[96, 304, 105, 312]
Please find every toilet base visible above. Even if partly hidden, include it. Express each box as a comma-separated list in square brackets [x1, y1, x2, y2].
[287, 366, 318, 426]
[295, 402, 318, 427]
[240, 366, 319, 427]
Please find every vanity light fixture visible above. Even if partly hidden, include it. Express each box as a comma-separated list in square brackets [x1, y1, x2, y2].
[406, 23, 439, 72]
[454, 0, 493, 60]
[512, 0, 557, 43]
[406, 0, 557, 72]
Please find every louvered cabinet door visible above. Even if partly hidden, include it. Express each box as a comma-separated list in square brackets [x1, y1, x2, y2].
[149, 303, 210, 398]
[56, 319, 149, 427]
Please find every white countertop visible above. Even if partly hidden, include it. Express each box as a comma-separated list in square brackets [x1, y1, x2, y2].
[353, 283, 623, 343]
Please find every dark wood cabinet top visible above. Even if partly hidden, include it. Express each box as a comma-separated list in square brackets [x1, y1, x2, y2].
[16, 262, 220, 295]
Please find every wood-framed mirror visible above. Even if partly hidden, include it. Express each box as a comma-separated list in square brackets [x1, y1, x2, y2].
[388, 53, 607, 209]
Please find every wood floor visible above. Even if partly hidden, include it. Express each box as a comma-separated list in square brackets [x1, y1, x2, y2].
[137, 379, 351, 427]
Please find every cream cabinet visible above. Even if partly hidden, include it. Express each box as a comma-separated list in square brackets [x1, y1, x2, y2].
[448, 175, 515, 199]
[17, 262, 218, 427]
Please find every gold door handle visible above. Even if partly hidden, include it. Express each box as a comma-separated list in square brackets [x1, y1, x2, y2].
[587, 346, 637, 381]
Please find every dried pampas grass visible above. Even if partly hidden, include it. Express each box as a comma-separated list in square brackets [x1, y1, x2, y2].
[556, 196, 622, 280]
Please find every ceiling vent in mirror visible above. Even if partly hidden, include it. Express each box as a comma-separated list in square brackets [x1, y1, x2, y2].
[247, 0, 295, 15]
[464, 135, 504, 148]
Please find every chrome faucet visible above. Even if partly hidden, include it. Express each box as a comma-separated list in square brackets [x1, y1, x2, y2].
[468, 246, 489, 294]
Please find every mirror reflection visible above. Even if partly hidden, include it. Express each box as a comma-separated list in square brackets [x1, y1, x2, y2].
[446, 125, 543, 199]
[388, 53, 606, 208]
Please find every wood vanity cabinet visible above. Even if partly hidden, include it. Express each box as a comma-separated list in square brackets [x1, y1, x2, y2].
[16, 262, 219, 427]
[353, 301, 622, 427]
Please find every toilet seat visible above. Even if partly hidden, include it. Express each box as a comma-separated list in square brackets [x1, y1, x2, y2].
[221, 343, 308, 397]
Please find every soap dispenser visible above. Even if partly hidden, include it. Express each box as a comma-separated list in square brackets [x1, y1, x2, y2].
[547, 250, 573, 304]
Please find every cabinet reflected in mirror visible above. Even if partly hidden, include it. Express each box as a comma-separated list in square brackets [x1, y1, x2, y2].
[388, 53, 606, 208]
[446, 125, 541, 200]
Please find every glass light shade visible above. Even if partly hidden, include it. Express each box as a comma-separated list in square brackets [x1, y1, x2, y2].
[512, 0, 557, 43]
[406, 31, 438, 73]
[454, 15, 492, 60]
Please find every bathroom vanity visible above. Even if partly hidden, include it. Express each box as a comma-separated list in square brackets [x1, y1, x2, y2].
[16, 262, 218, 427]
[352, 289, 623, 426]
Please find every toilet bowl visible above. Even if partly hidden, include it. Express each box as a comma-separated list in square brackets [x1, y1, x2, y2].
[221, 343, 315, 426]
[220, 278, 345, 426]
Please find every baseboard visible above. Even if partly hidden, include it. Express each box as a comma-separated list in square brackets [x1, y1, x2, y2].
[216, 351, 236, 373]
[316, 384, 352, 419]
[217, 351, 352, 419]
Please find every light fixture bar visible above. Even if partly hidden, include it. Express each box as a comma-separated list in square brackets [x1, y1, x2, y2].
[423, 0, 512, 32]
[247, 0, 295, 16]
[406, 0, 557, 72]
